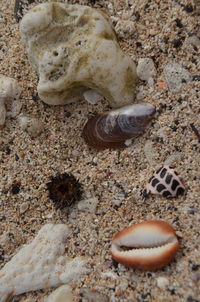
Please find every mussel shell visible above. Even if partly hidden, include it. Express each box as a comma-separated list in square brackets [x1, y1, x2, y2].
[82, 103, 156, 149]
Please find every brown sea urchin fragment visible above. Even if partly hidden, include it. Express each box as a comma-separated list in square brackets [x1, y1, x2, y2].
[47, 173, 82, 209]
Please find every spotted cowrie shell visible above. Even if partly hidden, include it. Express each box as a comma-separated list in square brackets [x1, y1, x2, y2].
[111, 220, 179, 271]
[144, 165, 185, 198]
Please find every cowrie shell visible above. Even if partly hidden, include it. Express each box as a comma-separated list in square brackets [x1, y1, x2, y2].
[111, 220, 179, 270]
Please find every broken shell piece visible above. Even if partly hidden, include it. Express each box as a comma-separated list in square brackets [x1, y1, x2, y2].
[111, 220, 179, 271]
[136, 58, 156, 81]
[20, 3, 138, 107]
[0, 224, 88, 302]
[0, 75, 21, 126]
[144, 165, 185, 198]
[82, 103, 156, 149]
[83, 90, 103, 105]
[46, 285, 73, 302]
[18, 115, 44, 137]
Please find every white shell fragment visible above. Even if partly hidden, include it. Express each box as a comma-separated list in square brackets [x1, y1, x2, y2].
[83, 90, 103, 105]
[111, 220, 179, 270]
[156, 276, 169, 289]
[0, 224, 88, 302]
[46, 285, 73, 302]
[163, 61, 192, 92]
[18, 115, 44, 137]
[144, 165, 185, 198]
[0, 75, 21, 126]
[77, 197, 99, 214]
[136, 58, 156, 81]
[115, 20, 136, 38]
[20, 3, 138, 107]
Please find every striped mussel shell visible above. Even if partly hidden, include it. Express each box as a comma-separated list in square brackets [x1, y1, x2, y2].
[82, 103, 156, 148]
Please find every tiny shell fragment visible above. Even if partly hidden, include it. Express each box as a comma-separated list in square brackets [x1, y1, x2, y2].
[111, 220, 179, 270]
[47, 285, 73, 302]
[144, 165, 185, 198]
[18, 115, 44, 137]
[0, 75, 21, 126]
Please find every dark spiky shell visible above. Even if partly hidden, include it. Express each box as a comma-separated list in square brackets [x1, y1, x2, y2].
[144, 166, 185, 198]
[82, 103, 156, 149]
[47, 173, 82, 209]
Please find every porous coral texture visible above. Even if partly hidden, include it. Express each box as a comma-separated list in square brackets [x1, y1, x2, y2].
[20, 2, 138, 107]
[0, 224, 87, 302]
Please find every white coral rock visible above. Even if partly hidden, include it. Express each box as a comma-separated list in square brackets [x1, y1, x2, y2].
[0, 75, 21, 126]
[20, 2, 137, 108]
[0, 224, 88, 302]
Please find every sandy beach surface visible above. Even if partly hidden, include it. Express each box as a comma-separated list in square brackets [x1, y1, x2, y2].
[0, 0, 199, 301]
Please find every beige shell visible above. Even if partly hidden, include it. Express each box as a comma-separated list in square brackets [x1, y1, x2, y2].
[111, 220, 179, 270]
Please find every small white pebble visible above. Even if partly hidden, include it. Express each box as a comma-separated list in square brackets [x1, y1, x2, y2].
[163, 61, 192, 92]
[0, 75, 21, 126]
[137, 58, 156, 81]
[124, 138, 133, 146]
[147, 77, 154, 86]
[111, 199, 122, 207]
[115, 20, 135, 37]
[184, 35, 200, 47]
[19, 202, 29, 214]
[83, 89, 103, 105]
[19, 115, 44, 137]
[77, 197, 99, 214]
[156, 276, 169, 289]
[46, 285, 73, 302]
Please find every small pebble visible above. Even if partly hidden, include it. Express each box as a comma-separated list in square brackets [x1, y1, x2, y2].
[184, 36, 200, 47]
[164, 152, 182, 165]
[0, 75, 21, 126]
[77, 197, 99, 214]
[46, 285, 73, 302]
[156, 276, 169, 289]
[11, 184, 20, 195]
[115, 20, 135, 37]
[19, 202, 29, 214]
[80, 287, 109, 302]
[163, 61, 192, 92]
[191, 272, 200, 282]
[19, 115, 44, 137]
[136, 58, 156, 81]
[111, 199, 122, 207]
[83, 90, 103, 105]
[124, 138, 133, 146]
